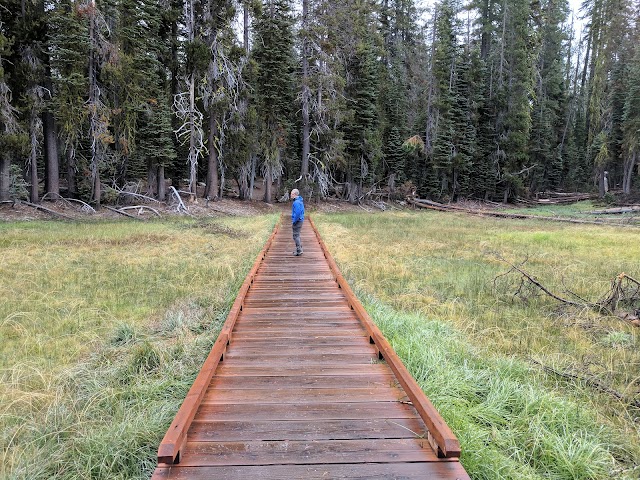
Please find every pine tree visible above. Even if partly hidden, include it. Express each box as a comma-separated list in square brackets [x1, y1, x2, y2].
[528, 0, 570, 193]
[499, 0, 534, 201]
[621, 18, 640, 194]
[252, 0, 295, 203]
[0, 26, 27, 202]
[430, 0, 458, 199]
[343, 40, 381, 202]
[49, 0, 90, 199]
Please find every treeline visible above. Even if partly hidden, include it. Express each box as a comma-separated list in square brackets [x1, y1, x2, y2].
[0, 0, 638, 205]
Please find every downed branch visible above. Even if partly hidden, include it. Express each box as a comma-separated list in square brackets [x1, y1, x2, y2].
[41, 192, 96, 213]
[530, 358, 640, 410]
[168, 186, 190, 215]
[493, 254, 588, 309]
[599, 273, 640, 315]
[119, 205, 162, 217]
[117, 191, 163, 204]
[494, 256, 640, 323]
[21, 201, 75, 220]
[103, 205, 145, 220]
[107, 184, 163, 204]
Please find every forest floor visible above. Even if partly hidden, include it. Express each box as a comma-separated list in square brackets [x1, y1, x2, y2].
[0, 196, 368, 222]
[2, 194, 639, 225]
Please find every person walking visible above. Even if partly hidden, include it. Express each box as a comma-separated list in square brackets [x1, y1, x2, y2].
[290, 188, 305, 256]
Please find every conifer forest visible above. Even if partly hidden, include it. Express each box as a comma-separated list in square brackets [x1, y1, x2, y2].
[0, 0, 639, 206]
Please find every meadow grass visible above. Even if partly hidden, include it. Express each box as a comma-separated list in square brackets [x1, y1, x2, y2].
[0, 215, 278, 479]
[315, 210, 640, 479]
[499, 200, 640, 224]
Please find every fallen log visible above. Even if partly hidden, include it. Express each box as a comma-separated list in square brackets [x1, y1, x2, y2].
[119, 205, 162, 217]
[589, 206, 640, 215]
[103, 205, 145, 220]
[21, 201, 75, 220]
[407, 197, 637, 227]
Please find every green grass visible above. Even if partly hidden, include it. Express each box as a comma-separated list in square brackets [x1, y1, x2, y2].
[0, 215, 278, 479]
[315, 211, 640, 479]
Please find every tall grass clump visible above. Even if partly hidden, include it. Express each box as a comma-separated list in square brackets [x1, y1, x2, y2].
[316, 211, 639, 478]
[364, 294, 632, 479]
[0, 215, 278, 479]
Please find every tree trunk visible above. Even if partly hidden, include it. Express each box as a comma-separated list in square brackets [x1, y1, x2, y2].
[29, 112, 39, 203]
[147, 158, 157, 197]
[43, 58, 60, 198]
[623, 152, 636, 194]
[243, 0, 249, 51]
[264, 165, 272, 204]
[157, 164, 166, 201]
[205, 113, 219, 199]
[0, 157, 10, 202]
[188, 72, 197, 202]
[300, 0, 310, 179]
[249, 153, 256, 199]
[66, 147, 77, 198]
[89, 1, 100, 205]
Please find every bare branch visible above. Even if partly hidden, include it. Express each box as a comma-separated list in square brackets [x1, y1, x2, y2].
[530, 358, 640, 409]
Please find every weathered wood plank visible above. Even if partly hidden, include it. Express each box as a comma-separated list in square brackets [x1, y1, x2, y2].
[187, 417, 428, 441]
[193, 401, 419, 421]
[209, 373, 396, 389]
[171, 438, 441, 466]
[201, 386, 404, 404]
[215, 364, 390, 377]
[152, 462, 471, 480]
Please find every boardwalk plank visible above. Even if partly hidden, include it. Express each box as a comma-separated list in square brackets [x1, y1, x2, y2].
[193, 402, 419, 421]
[202, 386, 405, 404]
[153, 462, 470, 480]
[209, 374, 396, 389]
[174, 438, 440, 466]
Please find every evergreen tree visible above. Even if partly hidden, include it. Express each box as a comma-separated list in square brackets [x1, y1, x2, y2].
[499, 0, 534, 201]
[621, 17, 640, 194]
[343, 40, 381, 202]
[0, 25, 27, 202]
[528, 0, 570, 193]
[49, 0, 90, 198]
[252, 0, 295, 203]
[430, 0, 458, 199]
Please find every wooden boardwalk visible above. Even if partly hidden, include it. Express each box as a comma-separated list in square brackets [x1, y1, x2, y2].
[153, 217, 469, 479]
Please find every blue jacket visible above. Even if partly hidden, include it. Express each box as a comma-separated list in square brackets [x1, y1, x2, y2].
[292, 196, 305, 223]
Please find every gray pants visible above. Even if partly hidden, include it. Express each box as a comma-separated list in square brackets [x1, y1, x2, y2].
[292, 220, 303, 253]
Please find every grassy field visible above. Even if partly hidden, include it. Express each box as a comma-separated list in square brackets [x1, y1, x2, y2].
[314, 210, 640, 479]
[0, 215, 278, 479]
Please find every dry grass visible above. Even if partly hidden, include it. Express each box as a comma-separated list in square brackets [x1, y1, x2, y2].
[0, 215, 278, 479]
